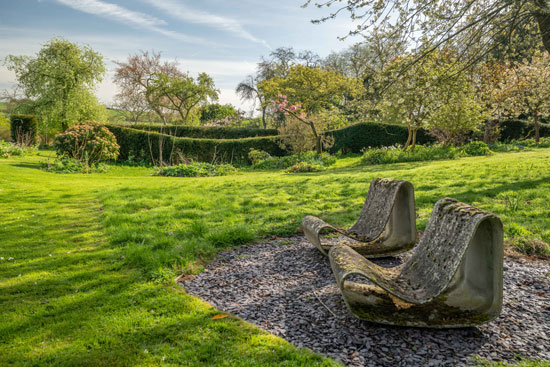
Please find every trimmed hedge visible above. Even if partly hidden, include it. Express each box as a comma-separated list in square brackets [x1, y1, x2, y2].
[106, 123, 278, 139]
[107, 126, 287, 164]
[324, 122, 435, 154]
[498, 119, 550, 141]
[10, 114, 38, 145]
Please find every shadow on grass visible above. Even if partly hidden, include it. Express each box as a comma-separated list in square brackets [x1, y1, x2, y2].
[10, 162, 45, 171]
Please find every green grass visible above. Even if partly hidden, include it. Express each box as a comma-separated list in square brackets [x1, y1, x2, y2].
[2, 148, 550, 366]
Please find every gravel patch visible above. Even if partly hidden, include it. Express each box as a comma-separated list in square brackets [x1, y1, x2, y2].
[181, 236, 550, 366]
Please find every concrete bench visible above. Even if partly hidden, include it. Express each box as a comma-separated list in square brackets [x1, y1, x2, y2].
[329, 198, 503, 328]
[302, 178, 416, 258]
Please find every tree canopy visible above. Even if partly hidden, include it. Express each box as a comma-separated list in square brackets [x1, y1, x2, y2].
[5, 38, 105, 132]
[305, 0, 550, 69]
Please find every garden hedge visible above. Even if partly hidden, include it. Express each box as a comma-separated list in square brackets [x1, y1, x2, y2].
[106, 123, 278, 139]
[10, 114, 38, 145]
[107, 126, 287, 164]
[324, 122, 435, 154]
[498, 119, 550, 141]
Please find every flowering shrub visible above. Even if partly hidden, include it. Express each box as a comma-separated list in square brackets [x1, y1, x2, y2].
[54, 121, 119, 165]
[156, 162, 236, 177]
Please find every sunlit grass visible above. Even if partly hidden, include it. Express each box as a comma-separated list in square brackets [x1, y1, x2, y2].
[1, 148, 550, 366]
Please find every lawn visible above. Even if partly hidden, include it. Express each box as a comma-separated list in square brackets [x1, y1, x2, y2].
[1, 148, 550, 366]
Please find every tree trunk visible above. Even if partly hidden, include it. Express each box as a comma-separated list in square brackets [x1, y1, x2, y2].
[411, 128, 418, 151]
[534, 2, 550, 53]
[309, 121, 322, 154]
[534, 112, 540, 143]
[262, 106, 267, 129]
[61, 96, 68, 131]
[404, 125, 412, 151]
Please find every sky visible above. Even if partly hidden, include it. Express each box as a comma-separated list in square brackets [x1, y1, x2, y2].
[0, 0, 360, 114]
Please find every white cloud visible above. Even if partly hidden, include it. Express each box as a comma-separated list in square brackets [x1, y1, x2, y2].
[142, 0, 269, 48]
[54, 0, 208, 45]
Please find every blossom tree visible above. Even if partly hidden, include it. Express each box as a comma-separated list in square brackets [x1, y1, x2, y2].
[497, 51, 550, 142]
[260, 64, 363, 153]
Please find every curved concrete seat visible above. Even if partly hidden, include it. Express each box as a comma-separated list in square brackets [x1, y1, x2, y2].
[329, 198, 504, 328]
[302, 178, 416, 257]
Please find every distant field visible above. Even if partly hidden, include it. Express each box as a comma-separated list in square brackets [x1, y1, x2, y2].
[1, 149, 549, 366]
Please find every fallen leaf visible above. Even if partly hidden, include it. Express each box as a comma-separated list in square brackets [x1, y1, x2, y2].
[211, 314, 229, 320]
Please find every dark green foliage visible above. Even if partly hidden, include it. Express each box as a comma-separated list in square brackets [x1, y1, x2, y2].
[108, 126, 287, 164]
[107, 123, 278, 139]
[324, 122, 435, 154]
[499, 119, 550, 141]
[156, 162, 236, 177]
[9, 114, 38, 145]
[251, 151, 336, 170]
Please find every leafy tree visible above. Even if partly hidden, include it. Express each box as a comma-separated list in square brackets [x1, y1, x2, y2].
[237, 47, 322, 129]
[5, 38, 105, 131]
[114, 51, 181, 124]
[147, 72, 219, 124]
[496, 51, 550, 142]
[200, 103, 237, 123]
[260, 64, 363, 153]
[379, 52, 442, 151]
[305, 0, 550, 67]
[428, 70, 488, 145]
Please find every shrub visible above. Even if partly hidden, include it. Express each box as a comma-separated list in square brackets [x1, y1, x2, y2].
[285, 161, 324, 173]
[54, 121, 119, 165]
[0, 113, 10, 141]
[252, 151, 336, 170]
[0, 140, 35, 158]
[461, 141, 492, 156]
[156, 162, 237, 177]
[10, 114, 38, 146]
[324, 122, 435, 154]
[362, 145, 461, 165]
[107, 123, 278, 139]
[248, 149, 272, 165]
[43, 157, 108, 174]
[108, 126, 287, 165]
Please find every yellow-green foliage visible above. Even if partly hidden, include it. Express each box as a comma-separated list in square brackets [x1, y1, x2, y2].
[0, 112, 10, 141]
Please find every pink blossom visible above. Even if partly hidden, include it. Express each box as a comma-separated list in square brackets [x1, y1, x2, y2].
[277, 93, 283, 98]
[290, 105, 297, 111]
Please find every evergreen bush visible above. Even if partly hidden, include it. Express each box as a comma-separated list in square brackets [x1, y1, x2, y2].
[10, 114, 38, 146]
